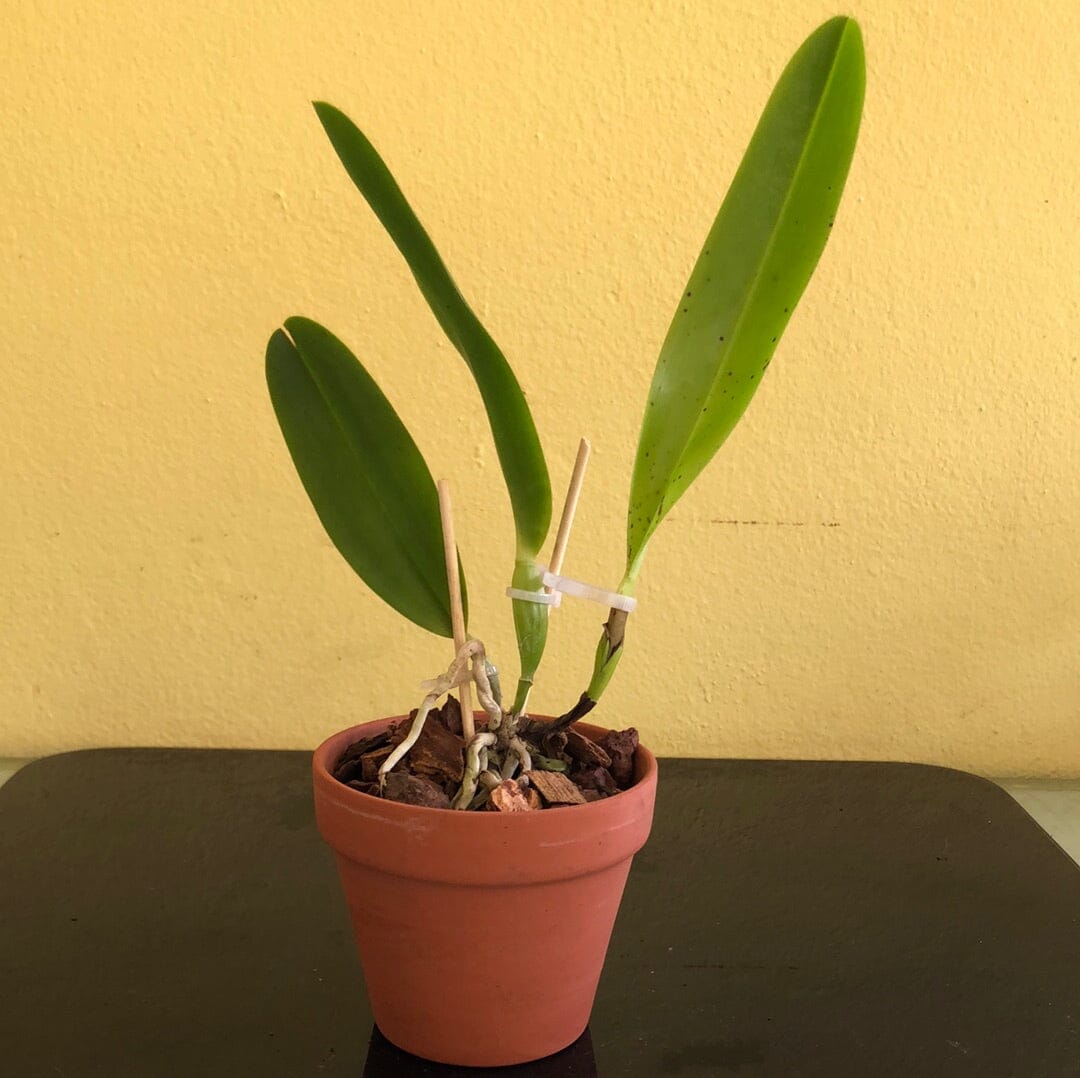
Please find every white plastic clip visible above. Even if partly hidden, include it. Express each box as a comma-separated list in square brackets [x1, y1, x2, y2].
[505, 586, 562, 606]
[541, 572, 637, 613]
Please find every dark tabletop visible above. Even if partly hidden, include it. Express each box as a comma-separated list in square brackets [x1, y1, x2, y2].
[2, 750, 1078, 1077]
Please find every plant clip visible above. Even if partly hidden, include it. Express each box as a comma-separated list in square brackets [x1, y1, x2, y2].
[540, 572, 637, 613]
[505, 585, 562, 607]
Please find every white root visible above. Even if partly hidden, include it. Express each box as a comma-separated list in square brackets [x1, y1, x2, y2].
[470, 652, 503, 732]
[452, 731, 497, 810]
[379, 635, 536, 812]
[478, 769, 502, 790]
[498, 736, 533, 781]
[511, 737, 532, 776]
[499, 752, 516, 780]
[379, 640, 484, 788]
[378, 695, 436, 789]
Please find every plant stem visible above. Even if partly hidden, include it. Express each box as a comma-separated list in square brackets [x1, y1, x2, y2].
[509, 557, 547, 716]
[508, 441, 590, 718]
[584, 562, 639, 702]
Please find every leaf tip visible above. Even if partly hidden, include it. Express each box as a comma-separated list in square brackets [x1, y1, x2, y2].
[282, 314, 317, 341]
[265, 326, 297, 375]
[823, 14, 865, 62]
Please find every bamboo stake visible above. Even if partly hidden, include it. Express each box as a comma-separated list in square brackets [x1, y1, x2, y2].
[437, 480, 475, 741]
[546, 437, 592, 590]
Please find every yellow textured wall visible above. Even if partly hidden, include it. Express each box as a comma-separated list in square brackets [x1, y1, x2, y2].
[2, 2, 1077, 774]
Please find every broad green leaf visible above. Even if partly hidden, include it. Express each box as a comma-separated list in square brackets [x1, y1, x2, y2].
[312, 101, 551, 558]
[627, 16, 865, 577]
[266, 317, 464, 637]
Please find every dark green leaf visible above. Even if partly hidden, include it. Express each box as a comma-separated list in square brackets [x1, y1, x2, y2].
[266, 317, 464, 637]
[312, 101, 551, 558]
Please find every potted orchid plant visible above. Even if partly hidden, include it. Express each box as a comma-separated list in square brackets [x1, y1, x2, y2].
[266, 16, 864, 1067]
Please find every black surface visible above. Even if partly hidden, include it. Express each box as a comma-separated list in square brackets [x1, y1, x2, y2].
[2, 750, 1079, 1077]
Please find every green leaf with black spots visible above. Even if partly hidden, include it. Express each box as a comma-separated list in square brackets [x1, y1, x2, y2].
[627, 16, 865, 578]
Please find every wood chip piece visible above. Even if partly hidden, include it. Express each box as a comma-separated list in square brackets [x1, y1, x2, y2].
[525, 769, 587, 806]
[540, 729, 569, 758]
[408, 717, 465, 784]
[572, 764, 618, 796]
[438, 695, 464, 736]
[387, 714, 415, 746]
[332, 731, 392, 783]
[485, 779, 533, 813]
[565, 728, 612, 768]
[345, 779, 379, 797]
[599, 728, 639, 788]
[383, 772, 451, 809]
[360, 746, 394, 784]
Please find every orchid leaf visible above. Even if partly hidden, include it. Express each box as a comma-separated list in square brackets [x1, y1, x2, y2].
[312, 101, 551, 559]
[266, 317, 464, 637]
[627, 16, 865, 578]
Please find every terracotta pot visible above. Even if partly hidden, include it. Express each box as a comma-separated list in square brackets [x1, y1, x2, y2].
[313, 716, 658, 1067]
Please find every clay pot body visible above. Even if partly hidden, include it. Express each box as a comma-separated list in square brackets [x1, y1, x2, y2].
[312, 716, 658, 1067]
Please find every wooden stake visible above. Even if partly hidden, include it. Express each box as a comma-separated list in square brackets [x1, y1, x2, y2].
[437, 480, 475, 741]
[547, 437, 591, 589]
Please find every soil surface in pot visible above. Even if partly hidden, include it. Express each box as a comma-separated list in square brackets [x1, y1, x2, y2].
[331, 696, 639, 812]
